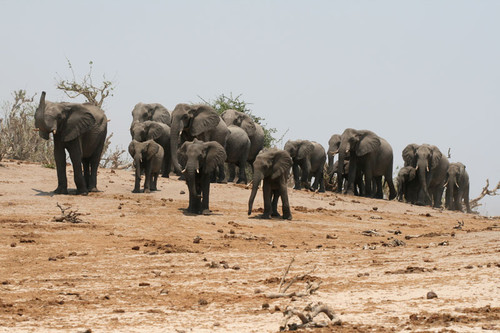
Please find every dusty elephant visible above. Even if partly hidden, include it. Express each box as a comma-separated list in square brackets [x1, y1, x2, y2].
[402, 144, 449, 207]
[128, 140, 164, 193]
[177, 139, 227, 214]
[170, 104, 229, 182]
[444, 162, 471, 213]
[396, 166, 419, 204]
[327, 134, 341, 175]
[248, 148, 293, 220]
[131, 120, 171, 177]
[337, 128, 396, 200]
[130, 103, 171, 127]
[34, 92, 108, 195]
[284, 139, 326, 192]
[225, 125, 251, 184]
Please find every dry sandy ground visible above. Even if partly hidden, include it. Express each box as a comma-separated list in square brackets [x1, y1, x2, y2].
[0, 159, 499, 332]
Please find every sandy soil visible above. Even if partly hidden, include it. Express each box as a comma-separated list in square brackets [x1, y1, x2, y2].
[0, 159, 499, 332]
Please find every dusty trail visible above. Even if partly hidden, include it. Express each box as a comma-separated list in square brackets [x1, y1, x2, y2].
[0, 159, 499, 332]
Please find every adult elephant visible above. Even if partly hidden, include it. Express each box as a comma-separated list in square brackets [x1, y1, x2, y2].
[131, 120, 171, 177]
[34, 92, 107, 195]
[284, 140, 326, 192]
[248, 148, 293, 220]
[170, 104, 229, 179]
[327, 134, 341, 175]
[225, 125, 251, 184]
[130, 103, 171, 126]
[177, 139, 226, 214]
[220, 109, 265, 165]
[337, 128, 396, 200]
[444, 162, 471, 213]
[402, 144, 449, 207]
[396, 166, 419, 204]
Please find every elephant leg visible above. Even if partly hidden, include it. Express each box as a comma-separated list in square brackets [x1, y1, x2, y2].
[345, 160, 357, 196]
[292, 163, 301, 190]
[82, 159, 91, 190]
[317, 170, 326, 193]
[143, 162, 152, 193]
[227, 163, 236, 183]
[271, 189, 281, 217]
[163, 148, 171, 178]
[364, 166, 373, 198]
[262, 180, 272, 219]
[300, 160, 311, 190]
[386, 175, 397, 200]
[53, 141, 68, 194]
[217, 162, 226, 184]
[373, 176, 383, 199]
[464, 187, 471, 213]
[151, 172, 159, 191]
[237, 158, 248, 184]
[66, 140, 87, 195]
[201, 176, 211, 213]
[88, 129, 106, 192]
[279, 181, 292, 220]
[433, 185, 445, 208]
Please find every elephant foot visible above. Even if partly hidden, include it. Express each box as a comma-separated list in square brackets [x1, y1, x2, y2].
[202, 209, 212, 215]
[144, 189, 151, 193]
[88, 187, 99, 193]
[236, 179, 247, 185]
[217, 180, 227, 184]
[132, 189, 141, 193]
[162, 174, 170, 178]
[318, 189, 326, 193]
[54, 187, 68, 195]
[257, 214, 271, 219]
[282, 214, 292, 220]
[293, 186, 301, 190]
[271, 212, 281, 218]
[76, 189, 88, 196]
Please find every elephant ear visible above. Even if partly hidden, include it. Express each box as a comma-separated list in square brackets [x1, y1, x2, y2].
[146, 141, 159, 160]
[297, 140, 315, 160]
[429, 145, 442, 169]
[61, 104, 97, 142]
[203, 141, 226, 174]
[271, 150, 293, 179]
[146, 121, 164, 140]
[150, 104, 171, 124]
[177, 141, 190, 167]
[128, 140, 137, 157]
[189, 105, 221, 137]
[240, 115, 256, 137]
[356, 133, 380, 156]
[408, 166, 417, 181]
[402, 144, 419, 167]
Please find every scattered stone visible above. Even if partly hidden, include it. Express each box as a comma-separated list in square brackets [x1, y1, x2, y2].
[363, 244, 377, 250]
[464, 265, 474, 269]
[113, 309, 125, 313]
[221, 261, 229, 269]
[326, 234, 338, 239]
[372, 207, 378, 211]
[198, 298, 208, 306]
[357, 272, 370, 277]
[160, 289, 169, 295]
[280, 244, 287, 248]
[139, 282, 150, 287]
[217, 229, 224, 233]
[427, 291, 438, 299]
[103, 295, 110, 300]
[229, 229, 235, 234]
[208, 261, 220, 269]
[19, 239, 35, 243]
[132, 246, 140, 251]
[180, 190, 185, 195]
[48, 257, 57, 261]
[10, 243, 16, 247]
[232, 265, 240, 270]
[262, 303, 270, 309]
[254, 288, 262, 294]
[438, 241, 449, 246]
[193, 236, 202, 244]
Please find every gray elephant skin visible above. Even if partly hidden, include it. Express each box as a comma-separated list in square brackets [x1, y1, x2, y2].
[445, 162, 471, 213]
[128, 140, 164, 193]
[131, 103, 171, 127]
[220, 109, 265, 165]
[178, 139, 227, 214]
[170, 104, 229, 181]
[284, 140, 326, 192]
[131, 120, 172, 178]
[34, 92, 108, 195]
[402, 144, 449, 207]
[248, 148, 293, 220]
[337, 128, 396, 200]
[327, 134, 341, 175]
[397, 166, 418, 204]
[225, 125, 251, 184]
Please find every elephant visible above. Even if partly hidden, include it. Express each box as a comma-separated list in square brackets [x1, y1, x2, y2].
[337, 128, 396, 200]
[220, 109, 265, 165]
[284, 140, 326, 192]
[130, 103, 171, 127]
[444, 162, 471, 213]
[396, 166, 419, 204]
[402, 144, 449, 207]
[170, 104, 229, 182]
[177, 139, 227, 214]
[330, 160, 365, 195]
[130, 120, 171, 178]
[225, 125, 251, 184]
[327, 134, 341, 175]
[248, 148, 293, 220]
[34, 92, 107, 195]
[128, 140, 164, 193]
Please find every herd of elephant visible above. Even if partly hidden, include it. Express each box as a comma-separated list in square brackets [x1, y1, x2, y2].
[33, 92, 472, 220]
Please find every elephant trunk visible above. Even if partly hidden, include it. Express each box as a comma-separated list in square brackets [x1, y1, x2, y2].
[447, 178, 455, 210]
[337, 143, 348, 193]
[185, 160, 200, 198]
[327, 153, 335, 176]
[133, 156, 142, 192]
[34, 92, 50, 140]
[417, 159, 431, 205]
[170, 119, 183, 175]
[248, 172, 263, 215]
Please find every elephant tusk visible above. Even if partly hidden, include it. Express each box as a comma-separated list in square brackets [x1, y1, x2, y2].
[52, 129, 57, 135]
[443, 181, 448, 187]
[455, 182, 460, 189]
[426, 166, 430, 172]
[415, 165, 419, 171]
[181, 168, 186, 173]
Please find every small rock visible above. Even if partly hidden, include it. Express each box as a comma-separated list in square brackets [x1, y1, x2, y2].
[209, 261, 220, 268]
[372, 207, 378, 211]
[316, 244, 323, 248]
[198, 298, 208, 306]
[160, 288, 169, 295]
[427, 291, 438, 299]
[139, 282, 150, 287]
[132, 246, 140, 251]
[193, 236, 202, 244]
[10, 243, 16, 247]
[48, 257, 57, 261]
[217, 229, 224, 233]
[232, 265, 240, 270]
[229, 229, 235, 234]
[274, 305, 281, 311]
[68, 251, 77, 256]
[254, 288, 262, 294]
[103, 295, 110, 300]
[464, 265, 474, 269]
[180, 190, 185, 195]
[326, 234, 338, 239]
[262, 303, 270, 309]
[221, 261, 229, 269]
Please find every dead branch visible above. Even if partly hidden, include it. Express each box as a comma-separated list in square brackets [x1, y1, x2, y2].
[53, 202, 87, 224]
[280, 302, 338, 331]
[470, 179, 500, 209]
[278, 257, 295, 293]
[281, 266, 317, 293]
[264, 260, 319, 299]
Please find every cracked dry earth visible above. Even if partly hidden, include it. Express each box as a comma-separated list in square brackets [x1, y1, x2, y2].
[0, 159, 499, 332]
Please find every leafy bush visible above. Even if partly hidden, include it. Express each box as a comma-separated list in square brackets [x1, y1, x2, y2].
[200, 93, 277, 148]
[0, 90, 53, 165]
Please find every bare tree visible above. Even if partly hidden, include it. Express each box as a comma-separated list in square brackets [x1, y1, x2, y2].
[470, 179, 500, 210]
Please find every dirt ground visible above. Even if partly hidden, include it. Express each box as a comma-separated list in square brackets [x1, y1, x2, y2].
[0, 159, 499, 332]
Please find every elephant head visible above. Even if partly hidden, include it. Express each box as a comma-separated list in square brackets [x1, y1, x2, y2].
[337, 128, 380, 193]
[131, 120, 167, 142]
[170, 104, 221, 174]
[177, 139, 226, 197]
[221, 109, 256, 137]
[327, 134, 341, 174]
[34, 91, 97, 142]
[284, 140, 315, 161]
[248, 149, 292, 215]
[402, 143, 443, 204]
[131, 103, 171, 126]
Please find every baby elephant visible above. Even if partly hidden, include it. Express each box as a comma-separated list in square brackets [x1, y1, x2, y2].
[397, 166, 419, 204]
[445, 162, 471, 213]
[128, 140, 164, 193]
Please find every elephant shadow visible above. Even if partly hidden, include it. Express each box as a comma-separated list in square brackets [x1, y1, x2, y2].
[33, 188, 54, 196]
[178, 208, 222, 216]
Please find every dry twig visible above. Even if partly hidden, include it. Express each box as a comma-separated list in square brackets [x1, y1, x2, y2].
[470, 179, 500, 210]
[264, 259, 319, 299]
[53, 202, 87, 224]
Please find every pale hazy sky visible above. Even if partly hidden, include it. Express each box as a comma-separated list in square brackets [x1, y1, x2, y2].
[1, 1, 499, 214]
